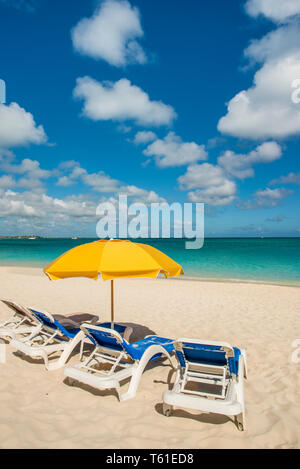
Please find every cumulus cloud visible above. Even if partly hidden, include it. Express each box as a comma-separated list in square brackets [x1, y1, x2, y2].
[218, 141, 282, 179]
[55, 161, 119, 192]
[218, 55, 300, 139]
[118, 185, 165, 204]
[0, 150, 53, 191]
[1, 157, 51, 179]
[0, 175, 15, 189]
[0, 190, 98, 220]
[54, 159, 165, 205]
[244, 24, 300, 64]
[238, 187, 293, 209]
[0, 103, 47, 147]
[82, 171, 120, 193]
[74, 77, 176, 127]
[143, 132, 207, 168]
[0, 185, 163, 225]
[56, 163, 87, 187]
[218, 11, 300, 139]
[133, 131, 157, 145]
[0, 198, 39, 218]
[72, 0, 147, 66]
[0, 153, 168, 232]
[270, 171, 300, 185]
[245, 0, 300, 23]
[178, 163, 237, 206]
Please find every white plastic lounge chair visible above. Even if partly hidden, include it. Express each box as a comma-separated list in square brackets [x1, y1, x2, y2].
[162, 338, 248, 431]
[0, 300, 42, 341]
[10, 308, 132, 371]
[0, 300, 100, 342]
[64, 324, 174, 401]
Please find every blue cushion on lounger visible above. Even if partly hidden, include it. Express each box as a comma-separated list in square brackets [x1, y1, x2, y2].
[177, 343, 241, 376]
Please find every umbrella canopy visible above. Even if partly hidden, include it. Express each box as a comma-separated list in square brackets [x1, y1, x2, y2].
[44, 239, 184, 324]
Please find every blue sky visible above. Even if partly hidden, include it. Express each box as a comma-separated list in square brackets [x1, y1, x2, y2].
[0, 0, 300, 237]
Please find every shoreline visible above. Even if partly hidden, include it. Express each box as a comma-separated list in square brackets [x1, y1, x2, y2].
[0, 264, 299, 288]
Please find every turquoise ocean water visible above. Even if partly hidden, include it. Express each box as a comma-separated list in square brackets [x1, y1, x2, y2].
[0, 237, 299, 285]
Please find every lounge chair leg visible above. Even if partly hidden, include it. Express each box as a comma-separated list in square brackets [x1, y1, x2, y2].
[68, 377, 76, 387]
[163, 403, 173, 417]
[235, 413, 245, 432]
[79, 340, 84, 361]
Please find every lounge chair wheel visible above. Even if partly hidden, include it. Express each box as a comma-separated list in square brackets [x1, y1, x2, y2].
[237, 422, 244, 432]
[235, 416, 244, 432]
[68, 378, 76, 386]
[163, 404, 173, 417]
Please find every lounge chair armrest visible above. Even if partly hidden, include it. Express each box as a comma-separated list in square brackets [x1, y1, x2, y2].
[240, 349, 248, 379]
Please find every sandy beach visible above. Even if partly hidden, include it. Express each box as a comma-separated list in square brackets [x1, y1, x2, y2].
[0, 265, 299, 449]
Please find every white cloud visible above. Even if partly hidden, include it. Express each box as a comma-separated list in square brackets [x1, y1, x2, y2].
[133, 130, 157, 145]
[245, 0, 300, 23]
[74, 77, 176, 127]
[178, 163, 236, 206]
[255, 187, 292, 200]
[218, 141, 282, 179]
[270, 171, 300, 185]
[245, 24, 300, 64]
[0, 103, 47, 147]
[0, 155, 168, 234]
[0, 175, 15, 189]
[72, 0, 147, 66]
[238, 187, 294, 209]
[0, 150, 54, 191]
[143, 132, 207, 168]
[0, 199, 39, 218]
[0, 184, 166, 222]
[56, 161, 120, 193]
[82, 171, 120, 193]
[218, 16, 300, 139]
[1, 157, 51, 178]
[0, 190, 99, 220]
[118, 185, 165, 204]
[56, 163, 87, 187]
[55, 159, 166, 205]
[218, 56, 300, 139]
[56, 176, 76, 187]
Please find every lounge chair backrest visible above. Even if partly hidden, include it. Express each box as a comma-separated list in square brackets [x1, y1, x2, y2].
[81, 324, 132, 355]
[1, 299, 37, 323]
[175, 339, 240, 376]
[29, 308, 77, 338]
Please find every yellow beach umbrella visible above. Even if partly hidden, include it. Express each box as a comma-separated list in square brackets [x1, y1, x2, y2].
[44, 239, 184, 324]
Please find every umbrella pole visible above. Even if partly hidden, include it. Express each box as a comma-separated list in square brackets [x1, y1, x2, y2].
[111, 279, 114, 329]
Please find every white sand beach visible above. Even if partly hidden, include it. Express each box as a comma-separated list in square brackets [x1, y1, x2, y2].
[0, 265, 299, 449]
